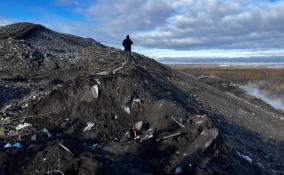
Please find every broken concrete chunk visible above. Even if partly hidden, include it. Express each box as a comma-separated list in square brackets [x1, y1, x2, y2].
[91, 85, 99, 98]
[184, 128, 218, 157]
[83, 122, 95, 132]
[134, 121, 143, 131]
[16, 123, 32, 130]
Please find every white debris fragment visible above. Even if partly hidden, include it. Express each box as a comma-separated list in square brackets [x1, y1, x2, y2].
[134, 121, 143, 131]
[124, 106, 131, 114]
[91, 85, 99, 98]
[3, 143, 12, 149]
[42, 128, 52, 138]
[59, 143, 72, 153]
[83, 122, 95, 132]
[31, 134, 37, 141]
[97, 71, 110, 75]
[140, 128, 155, 142]
[0, 117, 11, 125]
[237, 151, 253, 163]
[21, 103, 29, 109]
[16, 123, 32, 130]
[175, 166, 182, 174]
[95, 79, 101, 85]
[113, 66, 124, 74]
[171, 116, 185, 128]
[132, 98, 141, 103]
[196, 121, 203, 125]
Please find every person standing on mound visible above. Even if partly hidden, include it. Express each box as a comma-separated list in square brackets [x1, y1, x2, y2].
[122, 35, 133, 64]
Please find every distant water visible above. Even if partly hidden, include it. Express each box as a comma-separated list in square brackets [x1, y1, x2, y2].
[159, 56, 284, 67]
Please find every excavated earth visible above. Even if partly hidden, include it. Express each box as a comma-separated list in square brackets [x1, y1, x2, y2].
[0, 23, 283, 175]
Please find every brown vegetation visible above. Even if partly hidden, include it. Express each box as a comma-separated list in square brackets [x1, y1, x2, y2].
[171, 65, 284, 88]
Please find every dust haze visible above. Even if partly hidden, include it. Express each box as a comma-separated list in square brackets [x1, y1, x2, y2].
[241, 81, 284, 112]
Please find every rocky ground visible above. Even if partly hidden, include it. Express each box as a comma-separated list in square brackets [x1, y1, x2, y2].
[0, 23, 283, 175]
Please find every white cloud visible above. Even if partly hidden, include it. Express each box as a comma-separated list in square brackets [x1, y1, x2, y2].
[56, 0, 284, 52]
[0, 18, 14, 26]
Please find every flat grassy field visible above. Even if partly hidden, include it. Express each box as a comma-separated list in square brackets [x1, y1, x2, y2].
[170, 65, 284, 90]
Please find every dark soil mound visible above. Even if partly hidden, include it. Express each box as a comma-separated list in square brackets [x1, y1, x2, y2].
[0, 65, 261, 175]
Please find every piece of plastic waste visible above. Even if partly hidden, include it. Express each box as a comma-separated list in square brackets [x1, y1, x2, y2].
[91, 85, 99, 98]
[13, 143, 22, 148]
[175, 166, 182, 174]
[42, 128, 52, 138]
[4, 142, 22, 149]
[139, 128, 155, 142]
[134, 121, 143, 131]
[16, 123, 32, 130]
[3, 143, 12, 149]
[83, 122, 95, 132]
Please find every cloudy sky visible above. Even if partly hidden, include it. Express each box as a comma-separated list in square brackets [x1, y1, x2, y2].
[1, 0, 284, 63]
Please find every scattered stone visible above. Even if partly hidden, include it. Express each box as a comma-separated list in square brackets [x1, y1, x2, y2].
[31, 134, 37, 141]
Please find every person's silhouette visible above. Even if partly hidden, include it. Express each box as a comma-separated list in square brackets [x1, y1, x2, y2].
[122, 35, 133, 64]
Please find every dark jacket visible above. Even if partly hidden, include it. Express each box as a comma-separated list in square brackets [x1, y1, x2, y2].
[122, 38, 133, 52]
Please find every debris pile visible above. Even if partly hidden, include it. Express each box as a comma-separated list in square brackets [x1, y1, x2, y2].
[0, 22, 281, 175]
